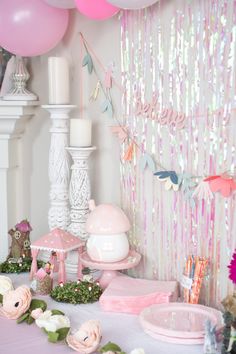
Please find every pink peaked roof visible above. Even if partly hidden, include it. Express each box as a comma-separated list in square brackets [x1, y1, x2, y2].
[31, 228, 84, 252]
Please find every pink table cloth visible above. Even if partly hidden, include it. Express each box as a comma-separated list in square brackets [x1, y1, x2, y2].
[0, 273, 205, 354]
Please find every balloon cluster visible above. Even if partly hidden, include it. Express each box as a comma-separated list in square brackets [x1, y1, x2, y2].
[0, 0, 159, 57]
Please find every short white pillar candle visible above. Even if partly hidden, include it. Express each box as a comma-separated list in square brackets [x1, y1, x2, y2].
[70, 119, 92, 147]
[48, 57, 70, 104]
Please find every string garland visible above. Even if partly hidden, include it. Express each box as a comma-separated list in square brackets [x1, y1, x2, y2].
[79, 32, 236, 206]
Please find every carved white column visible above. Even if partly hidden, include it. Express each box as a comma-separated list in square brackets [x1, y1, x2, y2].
[67, 147, 96, 239]
[42, 105, 76, 231]
[0, 100, 39, 262]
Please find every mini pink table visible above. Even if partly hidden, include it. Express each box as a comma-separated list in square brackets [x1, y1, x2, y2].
[80, 250, 141, 288]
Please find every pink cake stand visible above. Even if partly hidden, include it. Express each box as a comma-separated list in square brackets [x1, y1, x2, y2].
[80, 250, 141, 288]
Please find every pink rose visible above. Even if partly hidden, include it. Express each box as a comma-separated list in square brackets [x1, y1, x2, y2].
[0, 286, 32, 320]
[67, 320, 101, 353]
[31, 308, 44, 320]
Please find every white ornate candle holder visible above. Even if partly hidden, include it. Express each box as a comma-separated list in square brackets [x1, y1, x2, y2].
[42, 105, 76, 231]
[66, 146, 96, 240]
[4, 56, 37, 101]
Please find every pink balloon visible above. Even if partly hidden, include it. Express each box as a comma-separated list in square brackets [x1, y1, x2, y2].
[0, 0, 69, 57]
[75, 0, 120, 20]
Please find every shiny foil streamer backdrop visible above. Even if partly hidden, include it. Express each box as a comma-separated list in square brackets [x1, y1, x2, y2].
[120, 0, 236, 307]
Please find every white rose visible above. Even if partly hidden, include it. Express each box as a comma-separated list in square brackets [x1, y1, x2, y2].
[130, 349, 146, 354]
[35, 310, 70, 332]
[0, 276, 14, 295]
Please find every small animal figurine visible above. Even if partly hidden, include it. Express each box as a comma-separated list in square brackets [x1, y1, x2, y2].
[8, 220, 32, 260]
[203, 319, 217, 354]
[227, 326, 236, 353]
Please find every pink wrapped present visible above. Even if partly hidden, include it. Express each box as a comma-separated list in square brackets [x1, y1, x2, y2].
[99, 276, 179, 314]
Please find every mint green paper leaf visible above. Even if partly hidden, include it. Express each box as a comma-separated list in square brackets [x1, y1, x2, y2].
[101, 99, 113, 118]
[17, 312, 29, 324]
[107, 100, 113, 118]
[82, 53, 93, 74]
[29, 299, 47, 312]
[0, 294, 3, 304]
[51, 309, 65, 316]
[26, 315, 34, 325]
[140, 153, 156, 172]
[47, 331, 59, 343]
[56, 327, 70, 341]
[99, 342, 123, 353]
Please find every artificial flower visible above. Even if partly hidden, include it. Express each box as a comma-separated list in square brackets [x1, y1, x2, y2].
[35, 310, 70, 332]
[192, 180, 213, 200]
[0, 285, 32, 319]
[228, 251, 236, 284]
[67, 320, 102, 353]
[31, 307, 44, 320]
[0, 275, 14, 296]
[205, 175, 236, 197]
[129, 349, 146, 354]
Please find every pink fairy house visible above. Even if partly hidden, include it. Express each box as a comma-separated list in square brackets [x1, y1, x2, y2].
[30, 228, 84, 283]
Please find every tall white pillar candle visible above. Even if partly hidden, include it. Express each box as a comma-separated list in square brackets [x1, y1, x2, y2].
[48, 57, 70, 104]
[70, 119, 92, 147]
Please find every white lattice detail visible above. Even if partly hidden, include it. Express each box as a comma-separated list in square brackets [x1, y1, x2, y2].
[42, 105, 76, 231]
[67, 147, 96, 240]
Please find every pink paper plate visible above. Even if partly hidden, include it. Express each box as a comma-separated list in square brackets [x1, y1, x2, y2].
[144, 329, 204, 345]
[139, 303, 223, 339]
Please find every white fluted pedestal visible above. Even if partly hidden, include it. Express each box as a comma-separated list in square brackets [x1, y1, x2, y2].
[65, 146, 96, 274]
[42, 105, 76, 231]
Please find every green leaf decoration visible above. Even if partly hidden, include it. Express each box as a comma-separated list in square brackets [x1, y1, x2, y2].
[47, 331, 59, 343]
[26, 315, 34, 325]
[56, 327, 70, 341]
[82, 53, 93, 74]
[99, 342, 123, 353]
[29, 299, 47, 312]
[17, 312, 29, 324]
[0, 294, 3, 303]
[51, 309, 65, 316]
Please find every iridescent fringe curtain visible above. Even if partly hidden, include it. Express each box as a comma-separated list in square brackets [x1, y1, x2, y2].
[120, 0, 236, 307]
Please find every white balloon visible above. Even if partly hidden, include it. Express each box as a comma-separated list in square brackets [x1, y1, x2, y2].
[106, 0, 158, 10]
[43, 0, 76, 9]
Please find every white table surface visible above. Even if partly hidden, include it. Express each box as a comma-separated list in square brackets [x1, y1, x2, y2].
[0, 273, 213, 354]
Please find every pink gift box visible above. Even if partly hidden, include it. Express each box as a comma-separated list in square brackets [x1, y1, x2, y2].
[99, 276, 179, 314]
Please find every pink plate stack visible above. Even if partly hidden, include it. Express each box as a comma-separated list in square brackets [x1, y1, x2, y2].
[139, 303, 223, 344]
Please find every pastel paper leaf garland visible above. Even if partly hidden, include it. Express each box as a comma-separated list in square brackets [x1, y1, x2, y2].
[101, 98, 113, 118]
[82, 52, 93, 74]
[154, 171, 179, 191]
[140, 153, 156, 172]
[124, 143, 134, 161]
[178, 173, 196, 208]
[205, 175, 236, 197]
[110, 126, 128, 143]
[192, 180, 213, 200]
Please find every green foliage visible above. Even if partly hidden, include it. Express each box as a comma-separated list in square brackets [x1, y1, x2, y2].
[43, 327, 70, 343]
[29, 299, 47, 312]
[50, 281, 103, 304]
[0, 259, 44, 274]
[17, 299, 47, 325]
[99, 342, 126, 354]
[0, 294, 3, 304]
[51, 309, 65, 316]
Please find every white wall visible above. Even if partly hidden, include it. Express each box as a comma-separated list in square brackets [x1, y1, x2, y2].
[23, 10, 122, 242]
